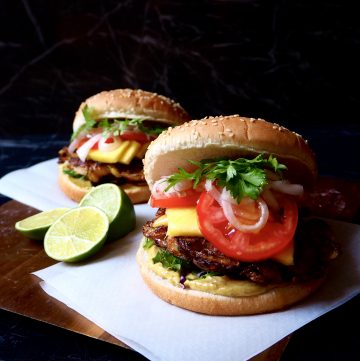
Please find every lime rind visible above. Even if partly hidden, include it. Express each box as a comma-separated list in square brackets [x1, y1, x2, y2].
[79, 183, 136, 241]
[107, 187, 136, 240]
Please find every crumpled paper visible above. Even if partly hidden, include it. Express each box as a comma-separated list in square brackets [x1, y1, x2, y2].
[1, 159, 360, 361]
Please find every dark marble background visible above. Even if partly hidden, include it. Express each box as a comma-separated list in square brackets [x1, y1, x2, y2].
[0, 1, 359, 360]
[1, 0, 360, 179]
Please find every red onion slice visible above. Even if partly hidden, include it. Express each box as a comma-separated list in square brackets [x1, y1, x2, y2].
[221, 197, 269, 233]
[76, 133, 102, 162]
[98, 136, 122, 152]
[68, 137, 82, 154]
[206, 180, 269, 232]
[205, 179, 222, 203]
[151, 177, 193, 198]
[269, 180, 304, 196]
[261, 187, 280, 211]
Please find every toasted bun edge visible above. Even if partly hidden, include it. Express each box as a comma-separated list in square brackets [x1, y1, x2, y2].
[136, 239, 325, 316]
[58, 165, 150, 204]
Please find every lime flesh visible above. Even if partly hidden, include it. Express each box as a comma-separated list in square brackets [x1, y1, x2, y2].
[44, 206, 109, 262]
[15, 208, 70, 240]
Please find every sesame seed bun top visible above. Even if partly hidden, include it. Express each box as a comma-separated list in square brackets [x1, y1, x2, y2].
[144, 115, 317, 188]
[73, 88, 191, 132]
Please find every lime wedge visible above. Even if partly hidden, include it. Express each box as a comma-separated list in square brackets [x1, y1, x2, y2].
[79, 183, 136, 241]
[44, 206, 109, 262]
[15, 208, 70, 240]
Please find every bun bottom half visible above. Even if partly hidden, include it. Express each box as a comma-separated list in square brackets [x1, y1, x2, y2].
[58, 165, 150, 204]
[136, 241, 325, 316]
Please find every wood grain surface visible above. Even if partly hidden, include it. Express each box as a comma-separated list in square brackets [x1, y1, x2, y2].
[0, 200, 127, 348]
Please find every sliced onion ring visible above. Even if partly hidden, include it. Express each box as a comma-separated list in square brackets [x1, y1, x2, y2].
[98, 136, 122, 152]
[205, 180, 269, 233]
[68, 137, 82, 154]
[76, 133, 102, 162]
[151, 177, 192, 198]
[269, 180, 304, 196]
[261, 187, 280, 211]
[221, 197, 269, 233]
[205, 179, 222, 203]
[152, 177, 172, 198]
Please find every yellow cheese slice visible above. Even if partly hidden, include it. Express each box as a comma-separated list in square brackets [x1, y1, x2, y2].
[166, 208, 203, 237]
[271, 241, 294, 265]
[136, 142, 150, 159]
[152, 214, 168, 228]
[88, 140, 141, 164]
[120, 141, 141, 164]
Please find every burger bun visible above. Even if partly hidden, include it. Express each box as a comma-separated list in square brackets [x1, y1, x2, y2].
[136, 241, 325, 316]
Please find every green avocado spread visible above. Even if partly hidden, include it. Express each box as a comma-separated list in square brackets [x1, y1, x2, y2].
[146, 243, 275, 297]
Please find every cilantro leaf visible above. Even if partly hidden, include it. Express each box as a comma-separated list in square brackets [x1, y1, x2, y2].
[165, 154, 287, 203]
[70, 105, 97, 141]
[63, 168, 87, 180]
[143, 238, 155, 250]
[98, 117, 167, 138]
[70, 109, 167, 142]
[152, 249, 190, 272]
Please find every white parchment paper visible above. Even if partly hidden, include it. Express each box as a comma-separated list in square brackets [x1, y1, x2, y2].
[1, 159, 359, 361]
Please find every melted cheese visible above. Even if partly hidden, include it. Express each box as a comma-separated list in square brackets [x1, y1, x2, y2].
[166, 208, 203, 237]
[152, 214, 168, 227]
[271, 241, 295, 265]
[88, 140, 141, 164]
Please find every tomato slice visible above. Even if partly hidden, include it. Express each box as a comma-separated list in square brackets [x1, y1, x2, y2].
[196, 192, 298, 262]
[120, 130, 150, 143]
[150, 189, 201, 208]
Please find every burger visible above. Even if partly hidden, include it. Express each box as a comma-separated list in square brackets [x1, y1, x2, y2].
[136, 115, 339, 315]
[58, 88, 190, 203]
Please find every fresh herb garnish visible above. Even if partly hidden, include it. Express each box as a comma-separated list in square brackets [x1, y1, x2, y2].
[70, 107, 166, 141]
[165, 154, 287, 203]
[143, 238, 155, 250]
[105, 118, 166, 138]
[63, 168, 87, 180]
[71, 105, 97, 141]
[152, 249, 190, 272]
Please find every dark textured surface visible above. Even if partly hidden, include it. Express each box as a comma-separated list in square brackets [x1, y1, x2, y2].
[1, 0, 359, 360]
[0, 309, 148, 361]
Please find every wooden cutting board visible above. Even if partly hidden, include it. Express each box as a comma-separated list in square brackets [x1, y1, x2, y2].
[0, 200, 127, 347]
[0, 199, 290, 361]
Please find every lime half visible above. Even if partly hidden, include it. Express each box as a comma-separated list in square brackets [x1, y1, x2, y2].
[44, 206, 109, 262]
[15, 208, 70, 240]
[79, 183, 136, 241]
